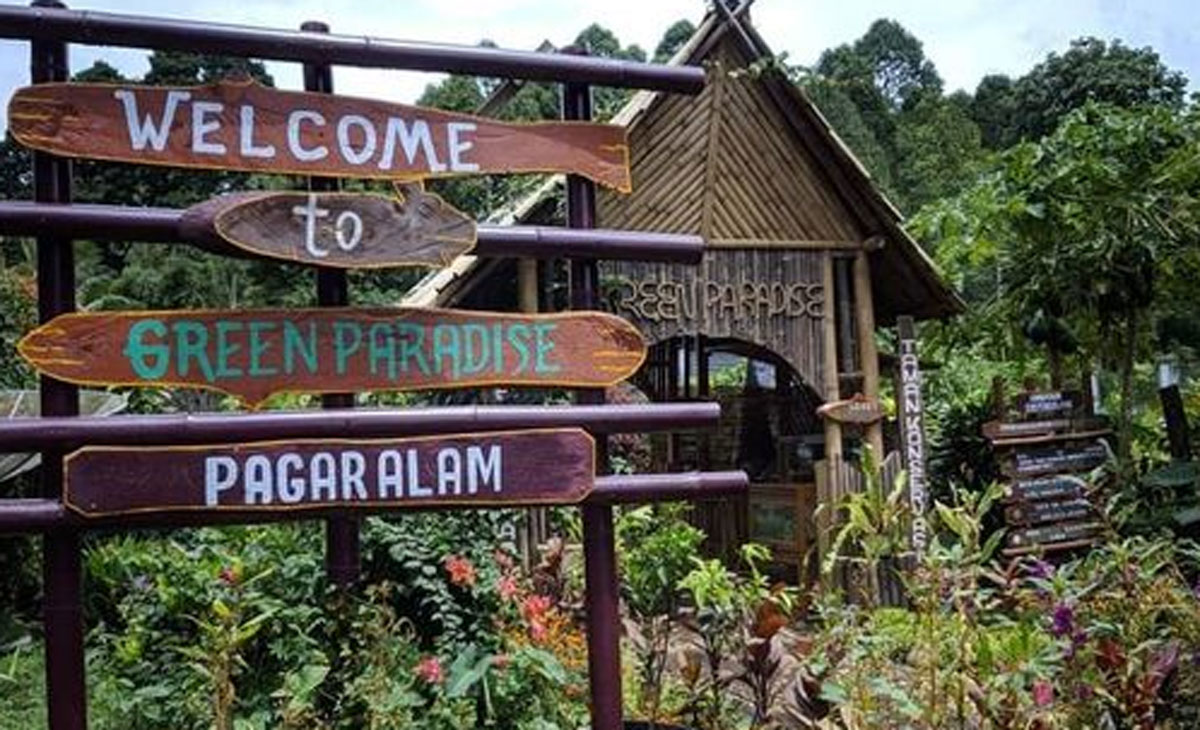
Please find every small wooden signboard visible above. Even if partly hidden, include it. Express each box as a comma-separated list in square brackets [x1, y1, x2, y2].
[1001, 441, 1109, 478]
[1005, 498, 1094, 527]
[1004, 474, 1087, 504]
[817, 393, 883, 425]
[1016, 390, 1083, 419]
[181, 184, 476, 268]
[1007, 521, 1102, 550]
[19, 307, 646, 406]
[9, 79, 632, 190]
[64, 428, 595, 517]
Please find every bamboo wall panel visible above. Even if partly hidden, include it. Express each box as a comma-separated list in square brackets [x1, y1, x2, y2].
[604, 248, 827, 398]
[598, 36, 866, 244]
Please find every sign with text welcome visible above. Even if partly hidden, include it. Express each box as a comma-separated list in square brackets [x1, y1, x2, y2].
[19, 308, 646, 407]
[64, 429, 595, 517]
[9, 80, 631, 190]
[181, 185, 476, 268]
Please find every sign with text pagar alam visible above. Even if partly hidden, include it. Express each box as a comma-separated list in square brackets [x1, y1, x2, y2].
[8, 79, 632, 190]
[18, 308, 646, 407]
[181, 184, 476, 268]
[63, 429, 595, 517]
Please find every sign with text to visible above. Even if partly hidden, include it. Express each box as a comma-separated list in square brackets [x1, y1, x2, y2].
[182, 184, 476, 268]
[19, 307, 646, 407]
[63, 429, 595, 517]
[9, 80, 631, 190]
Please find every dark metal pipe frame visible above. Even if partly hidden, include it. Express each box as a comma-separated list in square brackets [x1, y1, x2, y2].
[0, 5, 706, 93]
[299, 19, 361, 590]
[0, 402, 721, 452]
[0, 471, 749, 535]
[29, 1, 87, 726]
[564, 72, 623, 730]
[0, 201, 704, 264]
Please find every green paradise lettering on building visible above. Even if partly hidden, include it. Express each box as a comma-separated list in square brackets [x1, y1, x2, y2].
[122, 316, 562, 384]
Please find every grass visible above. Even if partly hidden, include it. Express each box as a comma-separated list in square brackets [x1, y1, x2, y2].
[0, 637, 46, 729]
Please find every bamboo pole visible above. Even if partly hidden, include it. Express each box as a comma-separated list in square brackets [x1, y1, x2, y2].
[818, 251, 842, 566]
[854, 251, 885, 458]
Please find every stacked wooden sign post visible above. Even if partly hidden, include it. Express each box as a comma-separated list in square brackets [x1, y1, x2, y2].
[985, 389, 1112, 557]
[0, 5, 746, 729]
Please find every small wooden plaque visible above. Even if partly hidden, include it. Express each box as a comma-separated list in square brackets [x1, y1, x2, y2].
[181, 184, 476, 268]
[817, 393, 883, 425]
[64, 428, 595, 517]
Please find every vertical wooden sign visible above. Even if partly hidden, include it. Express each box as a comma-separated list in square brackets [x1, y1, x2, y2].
[896, 316, 928, 552]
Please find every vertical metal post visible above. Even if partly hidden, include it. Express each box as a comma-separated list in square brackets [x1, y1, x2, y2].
[563, 72, 622, 730]
[301, 20, 359, 587]
[31, 2, 86, 727]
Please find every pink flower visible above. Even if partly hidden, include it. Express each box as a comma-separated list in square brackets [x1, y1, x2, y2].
[492, 653, 511, 669]
[529, 619, 548, 643]
[1032, 680, 1054, 707]
[415, 656, 443, 684]
[498, 575, 519, 602]
[521, 594, 552, 622]
[218, 565, 241, 586]
[444, 555, 477, 587]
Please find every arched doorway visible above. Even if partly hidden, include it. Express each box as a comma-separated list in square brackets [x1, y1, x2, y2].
[632, 335, 825, 580]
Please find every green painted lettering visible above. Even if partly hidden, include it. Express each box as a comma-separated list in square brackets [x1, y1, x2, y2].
[123, 318, 169, 380]
[283, 321, 318, 374]
[368, 323, 397, 379]
[533, 323, 561, 373]
[214, 321, 243, 378]
[333, 322, 363, 376]
[491, 323, 504, 373]
[247, 321, 277, 377]
[507, 323, 531, 374]
[461, 324, 489, 375]
[172, 320, 215, 383]
[432, 324, 461, 379]
[397, 323, 429, 375]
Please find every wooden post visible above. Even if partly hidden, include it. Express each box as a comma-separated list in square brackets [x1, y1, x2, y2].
[818, 251, 842, 565]
[517, 257, 546, 566]
[302, 20, 360, 589]
[32, 3, 87, 726]
[853, 251, 884, 459]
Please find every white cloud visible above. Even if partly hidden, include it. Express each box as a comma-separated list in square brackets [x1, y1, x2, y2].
[0, 0, 1196, 137]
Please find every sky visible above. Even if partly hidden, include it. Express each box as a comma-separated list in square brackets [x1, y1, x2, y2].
[1, 0, 1197, 135]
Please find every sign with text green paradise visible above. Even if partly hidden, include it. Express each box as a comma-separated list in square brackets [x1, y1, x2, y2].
[19, 308, 646, 408]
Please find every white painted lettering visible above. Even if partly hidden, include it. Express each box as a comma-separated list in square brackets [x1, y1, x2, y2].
[114, 89, 190, 152]
[336, 114, 377, 165]
[447, 122, 479, 172]
[408, 450, 432, 497]
[334, 210, 363, 251]
[287, 110, 328, 161]
[436, 448, 461, 495]
[378, 450, 403, 498]
[204, 456, 238, 506]
[292, 194, 330, 258]
[340, 451, 367, 500]
[276, 453, 304, 503]
[191, 101, 226, 155]
[244, 454, 273, 504]
[377, 117, 445, 172]
[239, 105, 276, 158]
[467, 445, 501, 493]
[310, 452, 337, 501]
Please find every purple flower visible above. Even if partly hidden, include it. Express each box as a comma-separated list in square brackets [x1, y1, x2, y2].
[1051, 602, 1075, 638]
[1028, 559, 1055, 580]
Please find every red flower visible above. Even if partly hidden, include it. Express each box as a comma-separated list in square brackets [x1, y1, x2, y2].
[492, 653, 511, 669]
[444, 555, 477, 587]
[218, 564, 241, 586]
[497, 575, 519, 602]
[529, 620, 548, 643]
[521, 594, 552, 622]
[415, 656, 443, 684]
[1032, 680, 1054, 707]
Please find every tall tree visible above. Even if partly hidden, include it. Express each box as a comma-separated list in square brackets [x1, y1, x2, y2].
[974, 37, 1188, 148]
[653, 19, 695, 63]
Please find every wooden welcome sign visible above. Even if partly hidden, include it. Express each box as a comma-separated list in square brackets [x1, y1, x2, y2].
[19, 307, 646, 407]
[9, 79, 632, 190]
[817, 393, 883, 425]
[64, 428, 595, 517]
[181, 184, 476, 268]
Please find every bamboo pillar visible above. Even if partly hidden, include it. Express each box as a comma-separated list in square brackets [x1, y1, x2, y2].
[853, 251, 884, 458]
[517, 258, 545, 566]
[818, 251, 842, 563]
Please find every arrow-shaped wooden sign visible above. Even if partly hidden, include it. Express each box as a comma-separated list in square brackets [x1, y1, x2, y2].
[9, 79, 632, 190]
[64, 428, 595, 517]
[19, 307, 646, 407]
[180, 184, 475, 268]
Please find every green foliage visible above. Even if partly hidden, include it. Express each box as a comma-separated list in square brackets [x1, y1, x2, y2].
[974, 37, 1189, 149]
[654, 20, 695, 63]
